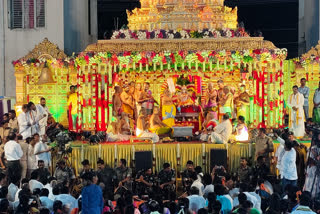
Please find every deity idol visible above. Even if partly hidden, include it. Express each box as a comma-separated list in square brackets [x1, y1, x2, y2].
[234, 84, 250, 121]
[177, 85, 194, 107]
[203, 82, 218, 120]
[161, 89, 176, 127]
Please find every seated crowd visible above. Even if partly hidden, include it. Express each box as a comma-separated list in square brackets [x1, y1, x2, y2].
[0, 126, 319, 214]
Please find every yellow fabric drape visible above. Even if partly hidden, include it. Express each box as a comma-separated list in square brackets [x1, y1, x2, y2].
[69, 142, 311, 176]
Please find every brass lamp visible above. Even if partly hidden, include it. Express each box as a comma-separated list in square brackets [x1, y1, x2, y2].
[37, 63, 56, 84]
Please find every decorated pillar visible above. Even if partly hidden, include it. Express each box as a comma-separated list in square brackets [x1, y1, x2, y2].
[14, 69, 27, 114]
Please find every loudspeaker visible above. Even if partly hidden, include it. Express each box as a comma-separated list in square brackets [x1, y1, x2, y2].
[210, 149, 227, 171]
[135, 151, 152, 171]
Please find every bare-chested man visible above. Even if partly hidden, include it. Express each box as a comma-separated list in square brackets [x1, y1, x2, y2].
[139, 82, 157, 115]
[219, 86, 234, 117]
[217, 80, 224, 102]
[150, 106, 171, 135]
[134, 83, 143, 119]
[136, 108, 159, 143]
[119, 112, 131, 135]
[203, 82, 218, 120]
[113, 86, 122, 116]
[234, 84, 250, 120]
[106, 116, 131, 142]
[120, 84, 134, 118]
[129, 82, 135, 97]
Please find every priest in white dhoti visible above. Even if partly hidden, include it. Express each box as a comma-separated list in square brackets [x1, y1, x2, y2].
[27, 102, 40, 135]
[18, 104, 32, 139]
[36, 97, 51, 136]
[287, 85, 305, 138]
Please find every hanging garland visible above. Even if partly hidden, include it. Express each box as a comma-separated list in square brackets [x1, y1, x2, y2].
[75, 48, 288, 71]
[111, 28, 250, 40]
[12, 57, 76, 70]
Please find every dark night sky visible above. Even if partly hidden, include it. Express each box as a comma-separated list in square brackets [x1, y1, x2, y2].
[97, 0, 299, 58]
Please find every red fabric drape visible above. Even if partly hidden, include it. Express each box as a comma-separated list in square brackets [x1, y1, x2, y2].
[28, 0, 34, 28]
[68, 104, 73, 131]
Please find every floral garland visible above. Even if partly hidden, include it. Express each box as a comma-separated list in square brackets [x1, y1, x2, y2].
[75, 48, 287, 70]
[12, 57, 75, 70]
[111, 28, 250, 40]
[292, 55, 320, 68]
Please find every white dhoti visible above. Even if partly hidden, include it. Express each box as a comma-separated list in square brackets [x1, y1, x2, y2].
[287, 93, 305, 138]
[38, 119, 47, 136]
[36, 104, 50, 136]
[210, 132, 224, 144]
[200, 133, 209, 142]
[18, 112, 32, 139]
[136, 128, 159, 143]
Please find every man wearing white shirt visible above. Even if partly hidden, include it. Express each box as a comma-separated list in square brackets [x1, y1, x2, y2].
[274, 133, 285, 176]
[27, 102, 40, 136]
[191, 173, 204, 196]
[34, 134, 51, 169]
[313, 81, 320, 124]
[4, 133, 23, 184]
[36, 98, 51, 136]
[45, 179, 57, 201]
[14, 179, 29, 202]
[18, 104, 32, 140]
[210, 113, 232, 144]
[27, 136, 38, 178]
[281, 141, 298, 191]
[29, 171, 44, 192]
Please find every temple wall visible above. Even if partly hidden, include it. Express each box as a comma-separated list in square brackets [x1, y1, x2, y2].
[298, 0, 320, 55]
[2, 0, 64, 97]
[63, 0, 98, 55]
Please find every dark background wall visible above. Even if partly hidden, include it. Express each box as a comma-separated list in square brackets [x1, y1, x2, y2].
[97, 0, 298, 58]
